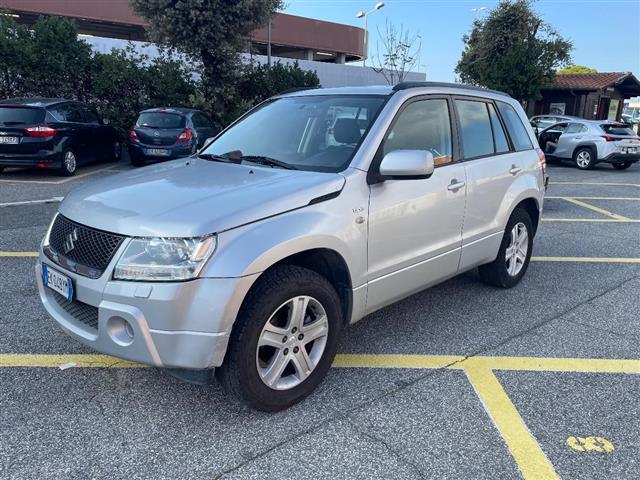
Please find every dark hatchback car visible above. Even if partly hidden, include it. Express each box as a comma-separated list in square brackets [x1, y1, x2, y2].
[0, 98, 121, 176]
[128, 108, 215, 166]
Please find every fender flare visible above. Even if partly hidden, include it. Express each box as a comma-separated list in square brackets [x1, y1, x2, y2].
[573, 142, 599, 161]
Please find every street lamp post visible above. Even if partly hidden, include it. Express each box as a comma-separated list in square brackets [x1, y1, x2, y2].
[356, 2, 384, 67]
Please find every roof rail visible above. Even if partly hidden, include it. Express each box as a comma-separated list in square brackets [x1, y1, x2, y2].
[278, 86, 320, 96]
[392, 81, 510, 97]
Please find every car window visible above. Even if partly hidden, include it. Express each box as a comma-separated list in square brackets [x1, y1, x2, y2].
[81, 106, 101, 125]
[0, 107, 45, 125]
[136, 112, 186, 129]
[497, 101, 533, 151]
[383, 98, 453, 166]
[600, 124, 635, 136]
[488, 103, 510, 153]
[565, 123, 585, 134]
[191, 113, 203, 128]
[50, 104, 84, 123]
[456, 99, 494, 159]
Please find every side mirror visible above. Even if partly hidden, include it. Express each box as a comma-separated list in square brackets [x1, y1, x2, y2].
[379, 150, 435, 179]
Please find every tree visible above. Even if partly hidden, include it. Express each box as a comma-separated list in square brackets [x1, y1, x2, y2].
[456, 0, 572, 101]
[557, 65, 597, 75]
[131, 0, 283, 130]
[371, 20, 422, 85]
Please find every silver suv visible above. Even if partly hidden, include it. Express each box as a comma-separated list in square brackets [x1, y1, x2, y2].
[37, 83, 546, 411]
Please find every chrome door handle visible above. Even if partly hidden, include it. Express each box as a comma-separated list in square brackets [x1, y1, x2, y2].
[509, 165, 521, 175]
[447, 180, 466, 192]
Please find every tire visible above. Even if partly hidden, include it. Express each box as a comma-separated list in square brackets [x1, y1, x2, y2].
[60, 149, 78, 176]
[612, 162, 633, 170]
[216, 265, 343, 411]
[109, 140, 122, 162]
[573, 147, 595, 170]
[479, 208, 534, 289]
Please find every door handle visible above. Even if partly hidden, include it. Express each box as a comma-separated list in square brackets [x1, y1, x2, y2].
[447, 179, 465, 192]
[509, 165, 521, 175]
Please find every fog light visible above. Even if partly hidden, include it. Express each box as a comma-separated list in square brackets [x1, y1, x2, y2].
[107, 316, 135, 346]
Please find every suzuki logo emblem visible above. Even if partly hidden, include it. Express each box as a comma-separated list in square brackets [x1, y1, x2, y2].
[63, 228, 79, 254]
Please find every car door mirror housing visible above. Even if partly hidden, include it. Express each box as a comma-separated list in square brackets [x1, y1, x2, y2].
[379, 150, 435, 180]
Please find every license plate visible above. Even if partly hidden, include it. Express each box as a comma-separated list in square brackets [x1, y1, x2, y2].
[145, 148, 170, 156]
[0, 136, 19, 144]
[42, 264, 73, 302]
[624, 147, 637, 154]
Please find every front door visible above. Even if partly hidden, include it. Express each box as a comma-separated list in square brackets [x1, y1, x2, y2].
[366, 97, 466, 313]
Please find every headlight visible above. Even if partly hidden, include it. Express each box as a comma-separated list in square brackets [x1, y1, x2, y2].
[114, 235, 216, 281]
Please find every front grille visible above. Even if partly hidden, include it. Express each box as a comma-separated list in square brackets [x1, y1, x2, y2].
[48, 215, 124, 272]
[52, 293, 99, 331]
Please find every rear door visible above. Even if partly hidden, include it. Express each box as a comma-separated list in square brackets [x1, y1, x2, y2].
[79, 104, 111, 161]
[456, 98, 536, 270]
[553, 122, 587, 158]
[49, 103, 94, 163]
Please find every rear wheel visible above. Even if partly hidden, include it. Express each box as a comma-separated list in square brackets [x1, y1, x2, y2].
[612, 162, 633, 170]
[573, 147, 595, 170]
[479, 208, 533, 288]
[217, 265, 342, 411]
[60, 149, 77, 176]
[109, 141, 122, 162]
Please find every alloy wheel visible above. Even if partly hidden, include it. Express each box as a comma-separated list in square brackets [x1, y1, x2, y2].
[505, 222, 528, 277]
[64, 151, 77, 173]
[576, 150, 591, 168]
[256, 296, 329, 391]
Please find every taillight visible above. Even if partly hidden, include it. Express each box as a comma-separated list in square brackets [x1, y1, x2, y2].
[24, 125, 57, 138]
[602, 134, 616, 142]
[128, 128, 139, 141]
[177, 128, 193, 142]
[536, 147, 546, 179]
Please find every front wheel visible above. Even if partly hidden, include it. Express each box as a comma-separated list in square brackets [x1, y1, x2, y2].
[612, 162, 633, 170]
[217, 265, 343, 411]
[60, 149, 77, 176]
[479, 208, 534, 288]
[573, 147, 595, 170]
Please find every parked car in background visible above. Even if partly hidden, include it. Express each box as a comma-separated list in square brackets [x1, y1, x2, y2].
[128, 108, 215, 167]
[37, 83, 546, 411]
[0, 98, 121, 175]
[537, 119, 640, 170]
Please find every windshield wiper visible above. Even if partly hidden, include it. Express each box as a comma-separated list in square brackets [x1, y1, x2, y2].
[238, 155, 297, 170]
[196, 153, 239, 164]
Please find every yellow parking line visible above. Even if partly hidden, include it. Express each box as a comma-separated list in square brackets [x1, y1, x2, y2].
[542, 218, 640, 223]
[0, 354, 144, 368]
[546, 196, 640, 201]
[488, 356, 640, 374]
[464, 359, 559, 480]
[532, 256, 640, 264]
[0, 166, 117, 185]
[560, 197, 630, 220]
[0, 251, 38, 257]
[334, 354, 464, 369]
[550, 181, 640, 188]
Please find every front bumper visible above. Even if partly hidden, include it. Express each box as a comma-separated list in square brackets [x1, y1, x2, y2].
[36, 253, 258, 369]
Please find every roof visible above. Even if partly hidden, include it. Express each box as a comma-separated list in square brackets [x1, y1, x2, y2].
[0, 98, 69, 107]
[549, 72, 640, 92]
[140, 107, 201, 114]
[284, 82, 510, 98]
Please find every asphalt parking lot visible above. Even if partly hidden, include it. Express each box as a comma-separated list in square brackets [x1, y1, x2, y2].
[1, 160, 639, 479]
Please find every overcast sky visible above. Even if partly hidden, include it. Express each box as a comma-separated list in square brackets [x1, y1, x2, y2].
[284, 0, 640, 82]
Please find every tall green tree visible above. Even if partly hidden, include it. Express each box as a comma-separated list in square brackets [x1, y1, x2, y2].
[557, 65, 597, 75]
[456, 0, 572, 101]
[131, 0, 283, 129]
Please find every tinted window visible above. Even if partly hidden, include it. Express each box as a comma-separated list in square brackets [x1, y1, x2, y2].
[601, 124, 635, 136]
[50, 104, 84, 123]
[456, 100, 494, 158]
[565, 123, 587, 134]
[497, 102, 533, 151]
[0, 107, 45, 125]
[488, 104, 510, 153]
[82, 106, 101, 125]
[136, 112, 186, 129]
[383, 99, 453, 165]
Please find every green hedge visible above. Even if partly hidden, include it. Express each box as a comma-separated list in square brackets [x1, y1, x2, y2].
[0, 15, 320, 134]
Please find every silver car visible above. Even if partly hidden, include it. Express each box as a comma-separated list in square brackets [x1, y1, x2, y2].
[37, 83, 546, 410]
[537, 119, 640, 170]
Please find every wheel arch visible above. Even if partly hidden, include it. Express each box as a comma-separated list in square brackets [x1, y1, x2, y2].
[573, 142, 599, 161]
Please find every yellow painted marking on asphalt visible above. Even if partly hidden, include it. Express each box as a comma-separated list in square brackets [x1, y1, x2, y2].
[560, 197, 630, 220]
[464, 358, 560, 480]
[486, 356, 640, 374]
[550, 181, 640, 188]
[532, 256, 640, 264]
[542, 218, 640, 223]
[0, 166, 117, 185]
[0, 251, 38, 257]
[333, 354, 464, 369]
[0, 354, 144, 368]
[566, 436, 615, 453]
[547, 196, 640, 201]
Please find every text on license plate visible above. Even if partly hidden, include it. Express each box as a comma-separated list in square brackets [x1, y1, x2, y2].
[145, 148, 170, 156]
[623, 147, 637, 154]
[0, 136, 19, 144]
[42, 264, 73, 301]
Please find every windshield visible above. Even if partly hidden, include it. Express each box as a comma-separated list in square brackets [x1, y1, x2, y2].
[601, 124, 635, 136]
[202, 95, 387, 172]
[136, 112, 186, 129]
[0, 107, 45, 126]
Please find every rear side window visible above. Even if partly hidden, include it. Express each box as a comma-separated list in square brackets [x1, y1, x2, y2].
[565, 123, 588, 134]
[497, 102, 533, 151]
[50, 104, 84, 123]
[81, 106, 101, 125]
[383, 98, 453, 166]
[488, 104, 510, 153]
[0, 107, 45, 125]
[601, 124, 634, 136]
[136, 112, 186, 129]
[455, 100, 494, 159]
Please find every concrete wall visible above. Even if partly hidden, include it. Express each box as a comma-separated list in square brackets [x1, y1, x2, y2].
[82, 36, 426, 88]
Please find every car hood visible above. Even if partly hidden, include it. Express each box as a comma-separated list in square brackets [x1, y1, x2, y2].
[59, 158, 345, 237]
